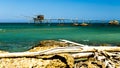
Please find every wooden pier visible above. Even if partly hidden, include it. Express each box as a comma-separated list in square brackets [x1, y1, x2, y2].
[32, 15, 81, 24]
[32, 15, 119, 26]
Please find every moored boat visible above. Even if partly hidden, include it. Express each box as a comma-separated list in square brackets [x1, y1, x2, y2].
[109, 20, 119, 25]
[73, 23, 79, 26]
[80, 23, 88, 26]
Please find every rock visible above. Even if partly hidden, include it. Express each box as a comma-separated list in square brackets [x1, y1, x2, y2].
[45, 59, 66, 68]
[29, 40, 69, 52]
[29, 40, 74, 68]
[100, 43, 111, 46]
[58, 54, 74, 68]
[0, 40, 74, 68]
[38, 40, 69, 47]
[0, 58, 49, 68]
[0, 50, 8, 53]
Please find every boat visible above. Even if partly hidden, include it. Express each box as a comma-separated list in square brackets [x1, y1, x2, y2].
[73, 23, 79, 26]
[80, 23, 88, 26]
[109, 20, 119, 25]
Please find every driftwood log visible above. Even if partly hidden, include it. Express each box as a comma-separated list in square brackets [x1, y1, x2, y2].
[0, 46, 120, 58]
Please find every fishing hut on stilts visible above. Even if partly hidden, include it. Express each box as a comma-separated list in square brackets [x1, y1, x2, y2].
[33, 15, 44, 23]
[32, 15, 89, 26]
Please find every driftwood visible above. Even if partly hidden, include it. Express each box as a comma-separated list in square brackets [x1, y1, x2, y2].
[0, 46, 120, 58]
[59, 39, 87, 46]
[75, 50, 120, 68]
[1, 40, 120, 68]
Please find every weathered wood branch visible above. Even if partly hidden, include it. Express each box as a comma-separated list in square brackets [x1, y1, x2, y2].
[0, 46, 120, 58]
[71, 52, 93, 58]
[59, 39, 87, 46]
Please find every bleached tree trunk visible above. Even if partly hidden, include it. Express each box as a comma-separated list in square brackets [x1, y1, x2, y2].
[0, 46, 120, 58]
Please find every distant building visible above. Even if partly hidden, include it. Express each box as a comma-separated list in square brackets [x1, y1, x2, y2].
[33, 15, 44, 23]
[37, 15, 44, 20]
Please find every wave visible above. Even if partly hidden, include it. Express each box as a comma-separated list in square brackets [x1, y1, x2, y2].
[0, 29, 5, 32]
[0, 29, 3, 31]
[83, 39, 89, 42]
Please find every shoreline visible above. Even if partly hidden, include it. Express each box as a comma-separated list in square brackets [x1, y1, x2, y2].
[0, 39, 120, 52]
[0, 40, 120, 68]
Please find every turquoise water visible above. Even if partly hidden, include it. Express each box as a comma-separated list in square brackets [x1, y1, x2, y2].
[0, 23, 120, 52]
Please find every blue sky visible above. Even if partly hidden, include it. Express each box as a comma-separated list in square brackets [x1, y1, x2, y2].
[0, 0, 120, 22]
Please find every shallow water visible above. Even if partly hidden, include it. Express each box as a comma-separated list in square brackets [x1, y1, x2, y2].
[0, 23, 120, 52]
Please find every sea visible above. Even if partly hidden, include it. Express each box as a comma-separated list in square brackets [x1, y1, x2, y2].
[0, 22, 120, 52]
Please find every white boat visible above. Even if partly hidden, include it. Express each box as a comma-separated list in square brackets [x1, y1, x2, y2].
[73, 23, 79, 26]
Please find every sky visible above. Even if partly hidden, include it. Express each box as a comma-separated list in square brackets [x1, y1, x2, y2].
[0, 0, 120, 22]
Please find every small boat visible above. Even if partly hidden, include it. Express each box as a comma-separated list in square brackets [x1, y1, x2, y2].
[73, 23, 79, 26]
[80, 23, 88, 26]
[109, 20, 119, 25]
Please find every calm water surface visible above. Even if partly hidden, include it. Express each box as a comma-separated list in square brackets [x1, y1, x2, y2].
[0, 23, 120, 52]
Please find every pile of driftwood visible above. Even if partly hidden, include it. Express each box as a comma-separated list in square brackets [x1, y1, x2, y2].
[0, 40, 120, 68]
